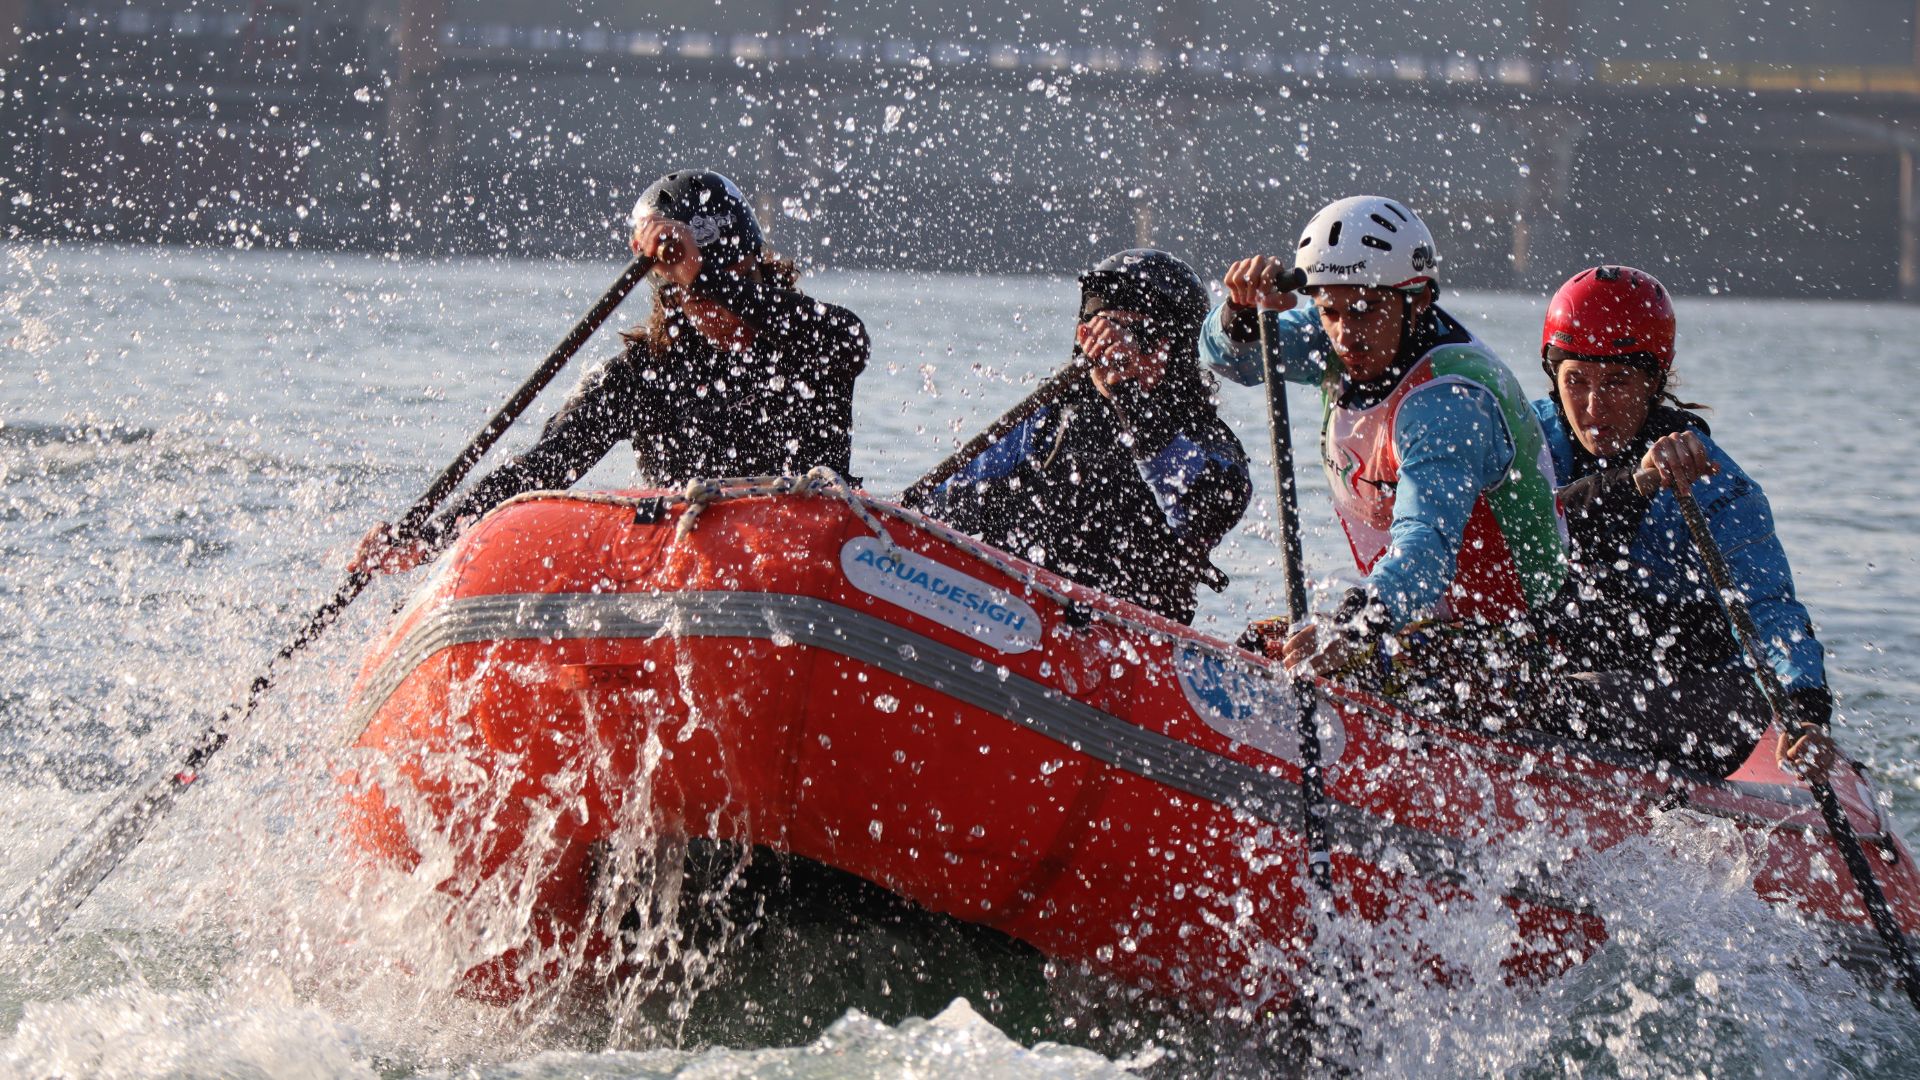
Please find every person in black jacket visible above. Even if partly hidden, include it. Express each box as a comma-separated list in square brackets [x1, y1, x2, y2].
[910, 249, 1251, 624]
[355, 170, 869, 572]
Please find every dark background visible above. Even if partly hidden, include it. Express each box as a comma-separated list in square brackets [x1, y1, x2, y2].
[7, 0, 1920, 296]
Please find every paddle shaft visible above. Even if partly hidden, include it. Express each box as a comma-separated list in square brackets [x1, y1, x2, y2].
[901, 358, 1089, 505]
[2, 255, 654, 942]
[1673, 486, 1920, 1010]
[393, 255, 654, 538]
[1255, 286, 1334, 895]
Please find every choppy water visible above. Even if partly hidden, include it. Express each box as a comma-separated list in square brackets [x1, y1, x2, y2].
[3, 241, 1920, 1076]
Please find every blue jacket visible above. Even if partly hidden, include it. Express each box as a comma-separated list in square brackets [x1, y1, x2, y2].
[915, 373, 1250, 624]
[1201, 302, 1525, 628]
[1531, 398, 1827, 695]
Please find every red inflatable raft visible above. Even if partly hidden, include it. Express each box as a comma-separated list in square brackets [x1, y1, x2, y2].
[342, 472, 1920, 1008]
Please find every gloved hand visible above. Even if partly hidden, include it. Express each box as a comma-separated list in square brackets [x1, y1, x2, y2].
[1329, 586, 1393, 651]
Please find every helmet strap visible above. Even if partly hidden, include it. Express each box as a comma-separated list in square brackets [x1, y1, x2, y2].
[1394, 289, 1425, 366]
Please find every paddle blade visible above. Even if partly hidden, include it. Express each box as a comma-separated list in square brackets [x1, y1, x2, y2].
[3, 256, 651, 941]
[2, 764, 195, 943]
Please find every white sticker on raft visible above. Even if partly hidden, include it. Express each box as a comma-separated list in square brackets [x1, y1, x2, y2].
[840, 537, 1043, 654]
[1174, 642, 1347, 767]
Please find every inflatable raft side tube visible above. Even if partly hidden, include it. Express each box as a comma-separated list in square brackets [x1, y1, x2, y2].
[349, 588, 1493, 891]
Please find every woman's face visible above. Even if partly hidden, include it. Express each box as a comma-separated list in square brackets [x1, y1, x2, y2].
[1555, 358, 1660, 459]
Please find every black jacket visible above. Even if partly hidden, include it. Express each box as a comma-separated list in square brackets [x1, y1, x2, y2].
[426, 276, 868, 545]
[912, 371, 1251, 624]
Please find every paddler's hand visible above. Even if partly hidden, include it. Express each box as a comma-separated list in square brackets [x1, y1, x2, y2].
[1281, 623, 1358, 678]
[1777, 722, 1839, 779]
[1077, 314, 1169, 396]
[1634, 431, 1718, 494]
[631, 218, 702, 288]
[1238, 616, 1291, 659]
[350, 522, 431, 576]
[1775, 686, 1839, 777]
[1222, 255, 1300, 316]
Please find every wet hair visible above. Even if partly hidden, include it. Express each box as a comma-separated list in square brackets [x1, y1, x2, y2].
[623, 251, 801, 354]
[1159, 335, 1221, 411]
[1658, 374, 1709, 413]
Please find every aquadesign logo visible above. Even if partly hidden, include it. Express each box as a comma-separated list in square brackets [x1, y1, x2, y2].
[1173, 641, 1346, 767]
[840, 537, 1042, 653]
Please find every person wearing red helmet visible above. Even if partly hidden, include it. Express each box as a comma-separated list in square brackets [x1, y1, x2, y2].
[1530, 265, 1834, 776]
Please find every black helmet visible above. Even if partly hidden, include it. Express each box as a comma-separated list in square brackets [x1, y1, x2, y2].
[1078, 248, 1209, 343]
[630, 170, 764, 265]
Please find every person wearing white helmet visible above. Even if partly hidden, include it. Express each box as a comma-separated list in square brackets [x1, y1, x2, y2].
[1202, 196, 1566, 705]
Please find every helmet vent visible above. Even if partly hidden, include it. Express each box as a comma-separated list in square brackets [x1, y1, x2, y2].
[1361, 235, 1392, 251]
[1298, 236, 1313, 249]
[1327, 221, 1343, 246]
[1383, 202, 1410, 222]
[1368, 213, 1399, 233]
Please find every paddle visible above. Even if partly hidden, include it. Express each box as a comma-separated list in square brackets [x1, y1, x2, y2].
[1250, 270, 1358, 1072]
[899, 357, 1090, 506]
[2, 253, 655, 942]
[1672, 485, 1920, 1010]
[1247, 270, 1335, 895]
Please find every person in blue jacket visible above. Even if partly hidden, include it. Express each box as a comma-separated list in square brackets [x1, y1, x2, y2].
[1205, 196, 1566, 700]
[911, 249, 1251, 625]
[1531, 265, 1835, 776]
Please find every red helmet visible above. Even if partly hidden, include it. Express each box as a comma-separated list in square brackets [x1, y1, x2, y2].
[1541, 265, 1676, 371]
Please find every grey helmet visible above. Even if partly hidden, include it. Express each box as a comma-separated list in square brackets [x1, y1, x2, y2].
[630, 170, 764, 265]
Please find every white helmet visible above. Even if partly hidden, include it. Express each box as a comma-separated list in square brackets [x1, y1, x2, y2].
[1295, 195, 1438, 291]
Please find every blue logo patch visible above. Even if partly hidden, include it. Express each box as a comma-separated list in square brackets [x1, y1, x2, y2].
[1173, 641, 1344, 767]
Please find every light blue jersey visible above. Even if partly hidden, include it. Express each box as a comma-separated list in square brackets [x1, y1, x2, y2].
[1202, 302, 1556, 627]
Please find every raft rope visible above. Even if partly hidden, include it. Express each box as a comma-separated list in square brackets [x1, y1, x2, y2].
[493, 467, 1259, 669]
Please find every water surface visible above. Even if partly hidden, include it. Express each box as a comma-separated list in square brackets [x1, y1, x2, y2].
[3, 243, 1918, 1076]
